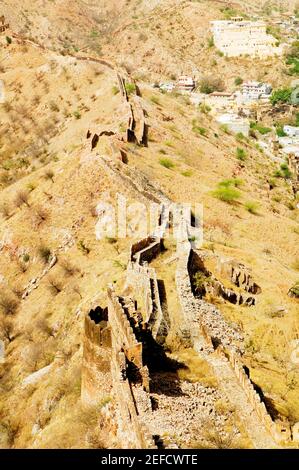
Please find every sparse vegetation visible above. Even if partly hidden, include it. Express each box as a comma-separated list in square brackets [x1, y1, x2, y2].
[77, 240, 90, 255]
[270, 88, 292, 106]
[236, 148, 247, 161]
[125, 82, 136, 95]
[38, 246, 52, 264]
[0, 294, 19, 316]
[199, 75, 224, 94]
[244, 201, 260, 215]
[14, 190, 30, 208]
[159, 158, 175, 169]
[47, 276, 63, 295]
[212, 182, 241, 204]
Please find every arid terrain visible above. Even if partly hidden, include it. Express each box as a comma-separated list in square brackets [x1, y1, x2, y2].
[0, 0, 298, 449]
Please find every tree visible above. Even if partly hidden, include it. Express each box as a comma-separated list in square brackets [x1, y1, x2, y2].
[0, 294, 19, 315]
[270, 88, 292, 106]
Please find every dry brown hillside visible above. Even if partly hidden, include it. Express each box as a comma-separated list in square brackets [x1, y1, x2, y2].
[0, 0, 298, 449]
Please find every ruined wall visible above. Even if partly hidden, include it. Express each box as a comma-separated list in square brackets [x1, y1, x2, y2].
[215, 347, 291, 444]
[188, 250, 257, 306]
[111, 351, 155, 449]
[0, 16, 9, 33]
[127, 234, 169, 343]
[217, 258, 261, 295]
[176, 243, 243, 353]
[130, 236, 163, 264]
[81, 306, 112, 405]
[117, 74, 147, 146]
[107, 287, 156, 448]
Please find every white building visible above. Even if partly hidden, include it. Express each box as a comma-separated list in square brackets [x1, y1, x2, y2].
[241, 81, 272, 101]
[283, 125, 299, 138]
[177, 75, 195, 93]
[278, 136, 299, 147]
[280, 144, 299, 156]
[159, 82, 175, 93]
[216, 113, 250, 136]
[211, 17, 283, 57]
[204, 92, 236, 113]
[190, 92, 203, 106]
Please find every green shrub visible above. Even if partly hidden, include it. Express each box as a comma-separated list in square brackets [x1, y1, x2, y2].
[199, 76, 224, 94]
[199, 103, 211, 114]
[193, 125, 207, 136]
[244, 201, 259, 214]
[208, 37, 214, 48]
[280, 163, 292, 179]
[270, 88, 292, 106]
[236, 147, 247, 161]
[164, 140, 174, 148]
[219, 178, 243, 188]
[276, 125, 287, 137]
[181, 170, 192, 177]
[150, 95, 161, 105]
[220, 124, 230, 134]
[234, 77, 243, 86]
[125, 83, 136, 95]
[73, 110, 81, 119]
[289, 282, 299, 298]
[77, 240, 90, 255]
[212, 186, 241, 203]
[236, 132, 245, 141]
[23, 253, 30, 263]
[38, 246, 52, 264]
[250, 122, 272, 135]
[112, 86, 119, 95]
[159, 158, 175, 169]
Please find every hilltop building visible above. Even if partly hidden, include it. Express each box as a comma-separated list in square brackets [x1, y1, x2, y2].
[210, 17, 283, 57]
[240, 81, 272, 101]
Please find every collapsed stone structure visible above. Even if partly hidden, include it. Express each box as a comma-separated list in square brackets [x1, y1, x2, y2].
[80, 67, 297, 449]
[0, 16, 9, 34]
[86, 73, 148, 157]
[81, 194, 295, 446]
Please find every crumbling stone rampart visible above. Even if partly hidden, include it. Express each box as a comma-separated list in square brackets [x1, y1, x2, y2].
[0, 16, 9, 33]
[217, 258, 261, 295]
[81, 305, 112, 405]
[215, 347, 292, 444]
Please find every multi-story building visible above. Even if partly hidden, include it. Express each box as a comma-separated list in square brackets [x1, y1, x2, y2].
[210, 17, 283, 57]
[241, 81, 272, 101]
